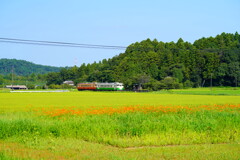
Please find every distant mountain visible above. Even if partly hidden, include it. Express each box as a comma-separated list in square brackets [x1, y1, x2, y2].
[0, 59, 62, 76]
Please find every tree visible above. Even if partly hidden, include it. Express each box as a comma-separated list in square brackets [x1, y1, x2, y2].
[202, 52, 220, 86]
[148, 63, 159, 79]
[46, 72, 62, 85]
[183, 80, 193, 88]
[0, 75, 4, 85]
[228, 62, 240, 87]
[27, 84, 35, 89]
[159, 77, 182, 89]
[144, 79, 161, 91]
[132, 74, 151, 90]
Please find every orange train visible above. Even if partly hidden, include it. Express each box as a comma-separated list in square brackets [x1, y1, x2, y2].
[77, 82, 124, 91]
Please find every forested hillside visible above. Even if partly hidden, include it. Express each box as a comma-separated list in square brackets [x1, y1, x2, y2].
[0, 59, 61, 76]
[45, 32, 240, 90]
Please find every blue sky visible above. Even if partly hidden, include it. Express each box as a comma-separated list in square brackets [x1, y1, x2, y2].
[0, 0, 239, 67]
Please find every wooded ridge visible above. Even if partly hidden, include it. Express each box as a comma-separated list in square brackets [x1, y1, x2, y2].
[0, 58, 61, 76]
[46, 32, 240, 89]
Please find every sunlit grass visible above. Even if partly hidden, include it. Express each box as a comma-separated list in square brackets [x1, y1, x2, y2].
[1, 91, 240, 113]
[154, 87, 240, 95]
[0, 91, 240, 159]
[1, 139, 239, 160]
[1, 104, 239, 147]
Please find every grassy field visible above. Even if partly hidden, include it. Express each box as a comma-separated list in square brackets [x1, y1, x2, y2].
[1, 90, 240, 111]
[154, 87, 240, 95]
[0, 89, 240, 159]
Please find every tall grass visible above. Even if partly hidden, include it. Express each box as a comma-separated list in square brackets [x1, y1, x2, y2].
[0, 151, 27, 160]
[0, 91, 240, 159]
[1, 108, 239, 147]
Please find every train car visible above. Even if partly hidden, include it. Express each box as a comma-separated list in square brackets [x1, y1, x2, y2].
[77, 82, 97, 90]
[97, 82, 124, 91]
[77, 82, 124, 91]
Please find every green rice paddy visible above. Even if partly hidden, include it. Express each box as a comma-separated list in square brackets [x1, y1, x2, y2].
[0, 88, 240, 159]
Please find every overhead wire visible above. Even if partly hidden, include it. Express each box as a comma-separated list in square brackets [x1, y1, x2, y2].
[0, 37, 238, 52]
[0, 37, 127, 50]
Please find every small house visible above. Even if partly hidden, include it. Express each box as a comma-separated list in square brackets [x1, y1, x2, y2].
[6, 85, 28, 90]
[63, 81, 74, 86]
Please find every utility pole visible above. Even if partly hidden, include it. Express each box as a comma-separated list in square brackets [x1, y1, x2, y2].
[11, 66, 14, 91]
[235, 74, 238, 88]
[210, 73, 213, 92]
[235, 67, 239, 88]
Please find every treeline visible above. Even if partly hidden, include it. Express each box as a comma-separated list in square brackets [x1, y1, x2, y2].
[45, 32, 240, 90]
[0, 73, 47, 88]
[0, 59, 61, 76]
[0, 59, 62, 89]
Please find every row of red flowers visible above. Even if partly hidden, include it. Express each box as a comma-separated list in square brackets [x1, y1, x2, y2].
[34, 104, 240, 117]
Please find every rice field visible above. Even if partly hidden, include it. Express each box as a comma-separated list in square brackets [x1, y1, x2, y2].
[0, 89, 240, 159]
[154, 87, 240, 96]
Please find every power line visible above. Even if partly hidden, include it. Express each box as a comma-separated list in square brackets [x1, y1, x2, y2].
[0, 37, 127, 50]
[0, 37, 239, 52]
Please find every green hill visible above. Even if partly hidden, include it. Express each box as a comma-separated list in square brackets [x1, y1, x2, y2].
[0, 59, 61, 76]
[45, 32, 240, 89]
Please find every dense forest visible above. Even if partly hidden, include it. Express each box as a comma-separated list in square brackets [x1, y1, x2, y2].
[0, 59, 61, 76]
[0, 32, 239, 90]
[45, 32, 240, 90]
